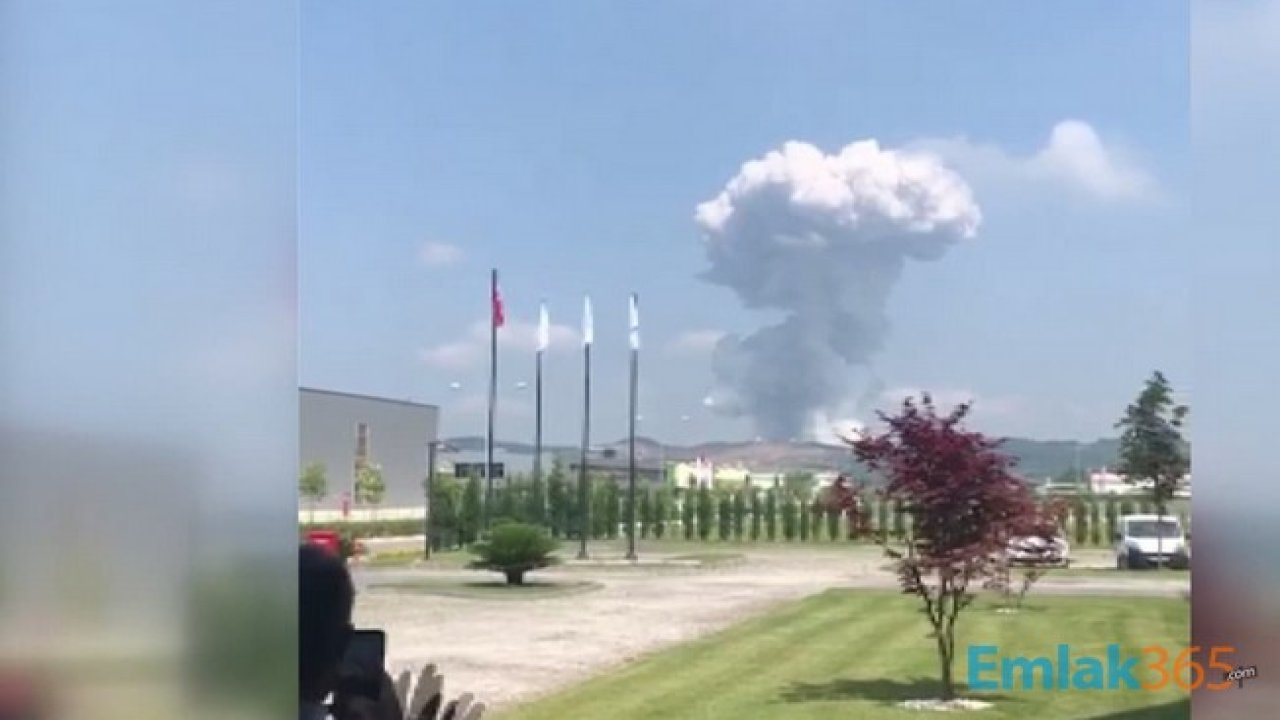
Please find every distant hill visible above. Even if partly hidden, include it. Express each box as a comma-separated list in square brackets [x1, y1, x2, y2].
[442, 434, 1121, 482]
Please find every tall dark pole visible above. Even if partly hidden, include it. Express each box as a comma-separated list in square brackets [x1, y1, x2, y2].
[485, 268, 500, 530]
[425, 440, 437, 558]
[535, 352, 544, 471]
[577, 296, 592, 560]
[534, 304, 546, 485]
[626, 293, 639, 561]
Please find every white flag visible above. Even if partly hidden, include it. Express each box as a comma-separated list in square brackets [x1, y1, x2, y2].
[628, 293, 640, 350]
[582, 296, 594, 346]
[537, 301, 550, 352]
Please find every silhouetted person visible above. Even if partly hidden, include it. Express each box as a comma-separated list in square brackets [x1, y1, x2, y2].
[300, 544, 482, 719]
[300, 543, 355, 720]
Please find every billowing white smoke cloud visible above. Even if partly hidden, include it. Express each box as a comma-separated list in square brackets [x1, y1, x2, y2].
[695, 140, 981, 440]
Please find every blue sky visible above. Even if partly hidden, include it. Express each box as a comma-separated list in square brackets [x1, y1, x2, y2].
[299, 1, 1189, 446]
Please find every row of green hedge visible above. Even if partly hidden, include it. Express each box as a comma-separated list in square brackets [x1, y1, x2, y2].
[302, 518, 425, 538]
[301, 495, 1189, 548]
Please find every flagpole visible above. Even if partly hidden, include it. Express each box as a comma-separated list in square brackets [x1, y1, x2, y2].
[534, 303, 545, 485]
[577, 296, 592, 561]
[534, 350, 543, 483]
[485, 268, 499, 530]
[626, 293, 639, 561]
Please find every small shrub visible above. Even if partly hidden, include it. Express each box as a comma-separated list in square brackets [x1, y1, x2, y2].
[605, 482, 620, 540]
[808, 501, 823, 541]
[682, 492, 695, 541]
[1073, 502, 1088, 546]
[765, 490, 778, 541]
[468, 522, 560, 585]
[782, 498, 798, 541]
[718, 494, 732, 541]
[1105, 500, 1119, 543]
[732, 491, 746, 540]
[639, 489, 653, 539]
[749, 489, 762, 541]
[653, 490, 667, 539]
[697, 486, 714, 542]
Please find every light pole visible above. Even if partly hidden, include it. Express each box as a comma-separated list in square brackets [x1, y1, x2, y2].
[424, 440, 458, 558]
[425, 440, 439, 558]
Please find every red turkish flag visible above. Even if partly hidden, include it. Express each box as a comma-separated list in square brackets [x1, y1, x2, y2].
[492, 277, 505, 328]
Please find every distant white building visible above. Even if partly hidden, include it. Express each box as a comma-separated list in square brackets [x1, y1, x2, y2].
[1089, 468, 1191, 498]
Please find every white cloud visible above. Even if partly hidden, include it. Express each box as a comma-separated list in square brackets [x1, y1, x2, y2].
[696, 139, 982, 241]
[1032, 121, 1154, 201]
[418, 241, 464, 267]
[913, 120, 1156, 203]
[420, 317, 578, 369]
[665, 329, 726, 355]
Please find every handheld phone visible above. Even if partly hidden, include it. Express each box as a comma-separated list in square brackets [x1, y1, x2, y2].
[338, 629, 386, 700]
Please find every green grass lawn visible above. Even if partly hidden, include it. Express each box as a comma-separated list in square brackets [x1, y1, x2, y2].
[371, 549, 473, 568]
[495, 590, 1189, 720]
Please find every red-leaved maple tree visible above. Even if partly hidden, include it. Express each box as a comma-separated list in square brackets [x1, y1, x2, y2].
[830, 394, 1045, 701]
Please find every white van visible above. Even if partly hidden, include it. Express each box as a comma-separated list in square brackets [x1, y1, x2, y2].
[1114, 514, 1189, 570]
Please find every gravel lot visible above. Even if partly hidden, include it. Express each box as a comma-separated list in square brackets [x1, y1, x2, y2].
[352, 545, 1187, 712]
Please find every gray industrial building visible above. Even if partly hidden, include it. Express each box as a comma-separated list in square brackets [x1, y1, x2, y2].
[299, 387, 439, 511]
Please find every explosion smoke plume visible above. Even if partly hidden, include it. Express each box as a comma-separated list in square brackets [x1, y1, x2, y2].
[695, 140, 980, 440]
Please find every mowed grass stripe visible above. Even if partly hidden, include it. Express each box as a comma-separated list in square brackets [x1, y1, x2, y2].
[666, 592, 927, 718]
[498, 591, 1190, 720]
[499, 592, 934, 720]
[749, 593, 931, 706]
[553, 592, 855, 719]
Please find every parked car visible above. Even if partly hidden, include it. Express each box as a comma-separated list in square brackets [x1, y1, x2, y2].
[1115, 514, 1189, 570]
[1007, 533, 1070, 567]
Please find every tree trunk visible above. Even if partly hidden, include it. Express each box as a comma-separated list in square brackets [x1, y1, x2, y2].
[1156, 505, 1164, 572]
[936, 589, 961, 701]
[936, 629, 954, 700]
[505, 569, 525, 585]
